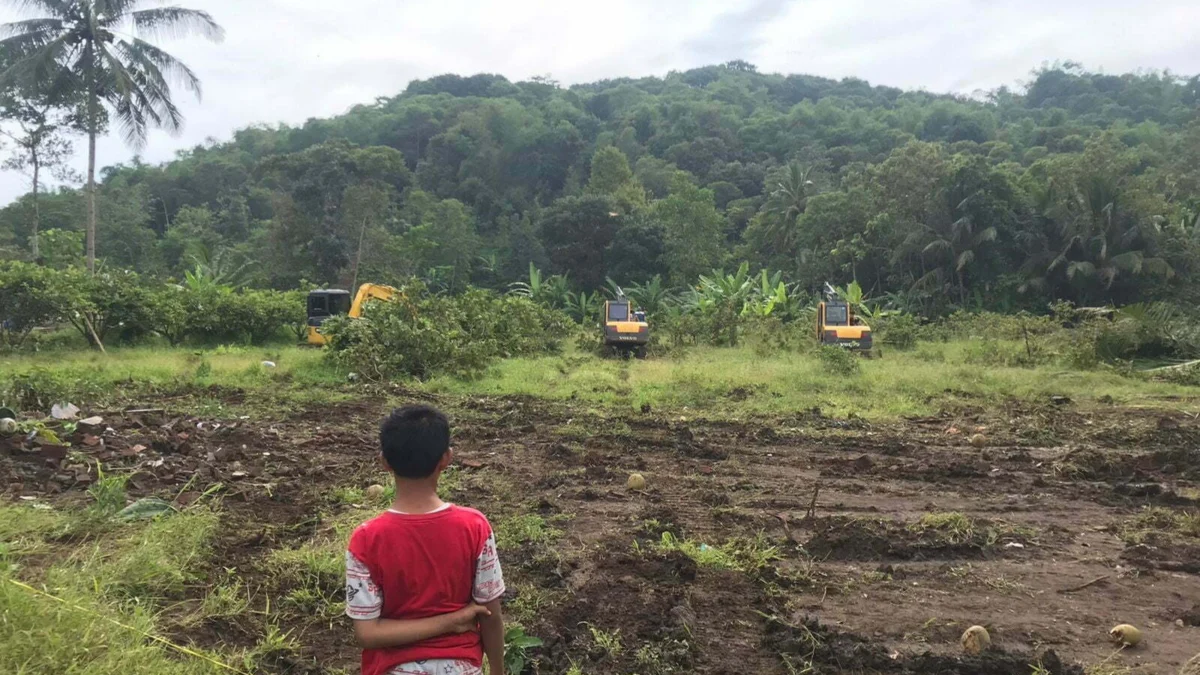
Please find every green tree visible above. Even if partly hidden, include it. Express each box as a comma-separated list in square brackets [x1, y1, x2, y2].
[0, 49, 81, 259]
[0, 0, 224, 273]
[652, 177, 725, 284]
[539, 194, 621, 291]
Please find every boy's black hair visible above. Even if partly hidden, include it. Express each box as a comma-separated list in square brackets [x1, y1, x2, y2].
[379, 405, 451, 478]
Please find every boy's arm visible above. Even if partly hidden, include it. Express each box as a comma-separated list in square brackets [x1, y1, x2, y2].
[347, 549, 489, 650]
[353, 605, 491, 650]
[479, 598, 504, 675]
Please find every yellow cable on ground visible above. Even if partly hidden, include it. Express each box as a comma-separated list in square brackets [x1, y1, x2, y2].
[5, 577, 253, 675]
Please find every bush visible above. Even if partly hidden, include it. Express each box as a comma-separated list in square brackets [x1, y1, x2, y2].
[875, 313, 920, 349]
[66, 268, 158, 346]
[0, 261, 79, 350]
[323, 281, 572, 380]
[816, 345, 861, 375]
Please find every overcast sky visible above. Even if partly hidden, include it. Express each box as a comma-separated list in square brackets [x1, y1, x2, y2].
[1, 0, 1198, 205]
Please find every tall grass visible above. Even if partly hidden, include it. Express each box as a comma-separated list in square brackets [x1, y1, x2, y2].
[425, 342, 1200, 419]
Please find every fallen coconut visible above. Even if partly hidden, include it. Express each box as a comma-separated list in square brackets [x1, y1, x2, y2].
[0, 418, 17, 435]
[1109, 623, 1141, 647]
[969, 433, 988, 448]
[365, 484, 387, 501]
[961, 625, 991, 655]
[626, 473, 646, 490]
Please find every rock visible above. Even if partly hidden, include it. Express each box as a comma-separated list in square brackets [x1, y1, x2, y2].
[1181, 604, 1200, 627]
[626, 473, 646, 490]
[969, 433, 988, 448]
[852, 455, 874, 471]
[961, 625, 991, 655]
[1109, 624, 1141, 647]
[365, 484, 387, 501]
[78, 416, 104, 428]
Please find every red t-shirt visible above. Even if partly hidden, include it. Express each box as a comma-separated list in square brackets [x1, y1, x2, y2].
[346, 505, 503, 675]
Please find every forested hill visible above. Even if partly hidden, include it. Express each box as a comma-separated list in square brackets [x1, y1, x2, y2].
[2, 61, 1199, 314]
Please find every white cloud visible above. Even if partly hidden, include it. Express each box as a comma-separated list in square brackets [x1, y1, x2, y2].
[0, 0, 1197, 204]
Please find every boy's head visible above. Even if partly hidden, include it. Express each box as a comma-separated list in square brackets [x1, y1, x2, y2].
[379, 405, 451, 479]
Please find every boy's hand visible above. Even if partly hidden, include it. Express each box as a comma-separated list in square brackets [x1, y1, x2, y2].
[447, 603, 492, 634]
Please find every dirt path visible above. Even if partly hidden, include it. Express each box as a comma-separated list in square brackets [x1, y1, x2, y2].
[4, 392, 1199, 674]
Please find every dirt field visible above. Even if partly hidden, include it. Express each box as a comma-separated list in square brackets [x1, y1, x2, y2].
[4, 388, 1200, 674]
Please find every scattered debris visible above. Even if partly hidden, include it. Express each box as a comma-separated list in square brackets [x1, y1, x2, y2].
[50, 403, 80, 420]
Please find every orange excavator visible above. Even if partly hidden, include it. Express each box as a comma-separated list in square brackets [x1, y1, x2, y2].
[602, 294, 649, 358]
[816, 283, 872, 352]
[305, 283, 397, 346]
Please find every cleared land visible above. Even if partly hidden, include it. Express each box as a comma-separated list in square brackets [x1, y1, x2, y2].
[2, 345, 1199, 674]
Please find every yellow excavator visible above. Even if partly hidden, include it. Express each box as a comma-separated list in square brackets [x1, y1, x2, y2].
[602, 294, 649, 358]
[817, 283, 872, 352]
[305, 283, 397, 346]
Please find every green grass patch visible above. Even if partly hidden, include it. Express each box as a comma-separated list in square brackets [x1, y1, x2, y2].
[0, 568, 234, 675]
[494, 513, 561, 550]
[66, 508, 219, 599]
[424, 343, 1200, 420]
[1115, 507, 1200, 544]
[649, 531, 779, 572]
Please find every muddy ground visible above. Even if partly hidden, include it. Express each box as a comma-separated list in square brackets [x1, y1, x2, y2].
[4, 389, 1200, 674]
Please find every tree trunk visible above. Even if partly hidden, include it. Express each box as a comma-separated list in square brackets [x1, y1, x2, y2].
[351, 216, 367, 292]
[957, 268, 967, 307]
[30, 152, 40, 259]
[86, 58, 98, 274]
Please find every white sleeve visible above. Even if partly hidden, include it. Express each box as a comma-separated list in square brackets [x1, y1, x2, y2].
[472, 531, 505, 604]
[345, 551, 383, 620]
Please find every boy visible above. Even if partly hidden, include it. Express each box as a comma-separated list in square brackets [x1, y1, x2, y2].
[345, 405, 505, 675]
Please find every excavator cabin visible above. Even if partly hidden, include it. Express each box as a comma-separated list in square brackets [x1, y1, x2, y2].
[305, 283, 397, 346]
[603, 297, 649, 358]
[817, 299, 872, 351]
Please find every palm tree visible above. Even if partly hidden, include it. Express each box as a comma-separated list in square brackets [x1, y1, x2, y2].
[901, 192, 997, 306]
[1043, 174, 1173, 303]
[0, 0, 224, 273]
[762, 162, 816, 250]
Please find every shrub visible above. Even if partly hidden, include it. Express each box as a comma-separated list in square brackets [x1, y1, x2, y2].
[875, 312, 921, 349]
[816, 345, 861, 375]
[65, 268, 157, 346]
[0, 261, 79, 349]
[323, 281, 571, 380]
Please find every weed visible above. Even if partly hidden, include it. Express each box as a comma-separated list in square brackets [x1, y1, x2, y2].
[587, 624, 623, 658]
[495, 513, 561, 550]
[910, 512, 977, 545]
[816, 345, 862, 375]
[242, 622, 302, 672]
[266, 540, 343, 612]
[331, 485, 366, 505]
[508, 582, 555, 624]
[438, 464, 462, 500]
[68, 508, 219, 599]
[653, 532, 779, 573]
[504, 625, 544, 674]
[87, 469, 130, 517]
[1115, 506, 1200, 544]
[198, 575, 251, 619]
[0, 568, 234, 674]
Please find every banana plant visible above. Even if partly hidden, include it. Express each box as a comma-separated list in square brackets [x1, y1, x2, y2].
[626, 275, 677, 316]
[742, 269, 794, 318]
[508, 263, 571, 308]
[566, 290, 603, 325]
